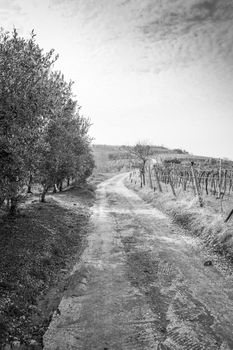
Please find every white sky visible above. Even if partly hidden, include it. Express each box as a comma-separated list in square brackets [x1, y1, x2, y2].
[1, 0, 233, 159]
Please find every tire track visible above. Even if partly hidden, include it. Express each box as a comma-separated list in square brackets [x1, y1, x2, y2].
[108, 175, 233, 350]
[44, 173, 233, 349]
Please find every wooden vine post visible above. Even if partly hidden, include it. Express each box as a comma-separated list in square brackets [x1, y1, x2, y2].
[225, 208, 233, 223]
[153, 165, 162, 193]
[191, 171, 197, 196]
[205, 171, 210, 195]
[191, 162, 204, 207]
[222, 170, 227, 198]
[183, 171, 187, 191]
[148, 164, 153, 189]
[168, 171, 176, 197]
[229, 171, 233, 195]
[217, 158, 222, 199]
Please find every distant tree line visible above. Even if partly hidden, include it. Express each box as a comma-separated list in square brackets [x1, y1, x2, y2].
[0, 29, 94, 214]
[172, 148, 188, 154]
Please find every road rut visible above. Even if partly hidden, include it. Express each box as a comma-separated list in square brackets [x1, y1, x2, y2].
[44, 174, 233, 350]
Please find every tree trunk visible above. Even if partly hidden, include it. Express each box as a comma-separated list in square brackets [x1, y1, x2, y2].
[141, 168, 145, 186]
[27, 174, 33, 194]
[9, 197, 18, 216]
[140, 172, 143, 188]
[59, 181, 63, 192]
[41, 186, 48, 203]
[67, 177, 70, 186]
[53, 184, 58, 193]
[27, 184, 32, 194]
[148, 166, 153, 189]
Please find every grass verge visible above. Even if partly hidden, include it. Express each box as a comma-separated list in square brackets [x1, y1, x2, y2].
[125, 178, 233, 262]
[0, 184, 95, 349]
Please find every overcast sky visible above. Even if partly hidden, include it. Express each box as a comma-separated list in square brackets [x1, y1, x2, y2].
[1, 0, 233, 159]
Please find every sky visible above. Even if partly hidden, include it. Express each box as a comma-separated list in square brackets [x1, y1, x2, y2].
[1, 0, 233, 159]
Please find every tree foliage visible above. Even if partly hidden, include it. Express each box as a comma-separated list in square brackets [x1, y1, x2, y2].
[0, 29, 94, 213]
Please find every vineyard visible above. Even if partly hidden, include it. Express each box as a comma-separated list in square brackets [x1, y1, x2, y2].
[130, 156, 233, 220]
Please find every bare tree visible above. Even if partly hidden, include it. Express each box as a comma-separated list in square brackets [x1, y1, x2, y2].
[123, 141, 152, 186]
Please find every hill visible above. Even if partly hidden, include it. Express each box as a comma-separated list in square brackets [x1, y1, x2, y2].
[92, 144, 177, 172]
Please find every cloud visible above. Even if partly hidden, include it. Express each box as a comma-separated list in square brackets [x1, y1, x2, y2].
[138, 0, 233, 35]
[0, 0, 26, 32]
[0, 0, 21, 12]
[2, 0, 233, 78]
[46, 0, 233, 76]
[134, 0, 233, 72]
[190, 0, 218, 20]
[0, 0, 232, 158]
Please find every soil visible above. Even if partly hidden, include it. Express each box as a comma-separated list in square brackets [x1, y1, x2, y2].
[0, 183, 97, 349]
[43, 173, 233, 350]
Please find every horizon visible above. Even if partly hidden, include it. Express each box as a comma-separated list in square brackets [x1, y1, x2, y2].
[91, 143, 232, 161]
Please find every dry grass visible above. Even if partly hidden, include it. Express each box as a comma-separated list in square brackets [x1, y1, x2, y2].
[125, 178, 233, 262]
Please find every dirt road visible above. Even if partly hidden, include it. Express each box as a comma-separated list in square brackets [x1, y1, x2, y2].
[44, 174, 233, 350]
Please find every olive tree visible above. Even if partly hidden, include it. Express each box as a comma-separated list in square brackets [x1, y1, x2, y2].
[0, 29, 94, 211]
[0, 29, 57, 213]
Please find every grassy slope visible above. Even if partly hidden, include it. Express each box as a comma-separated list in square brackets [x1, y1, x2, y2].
[125, 177, 233, 262]
[0, 185, 96, 349]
